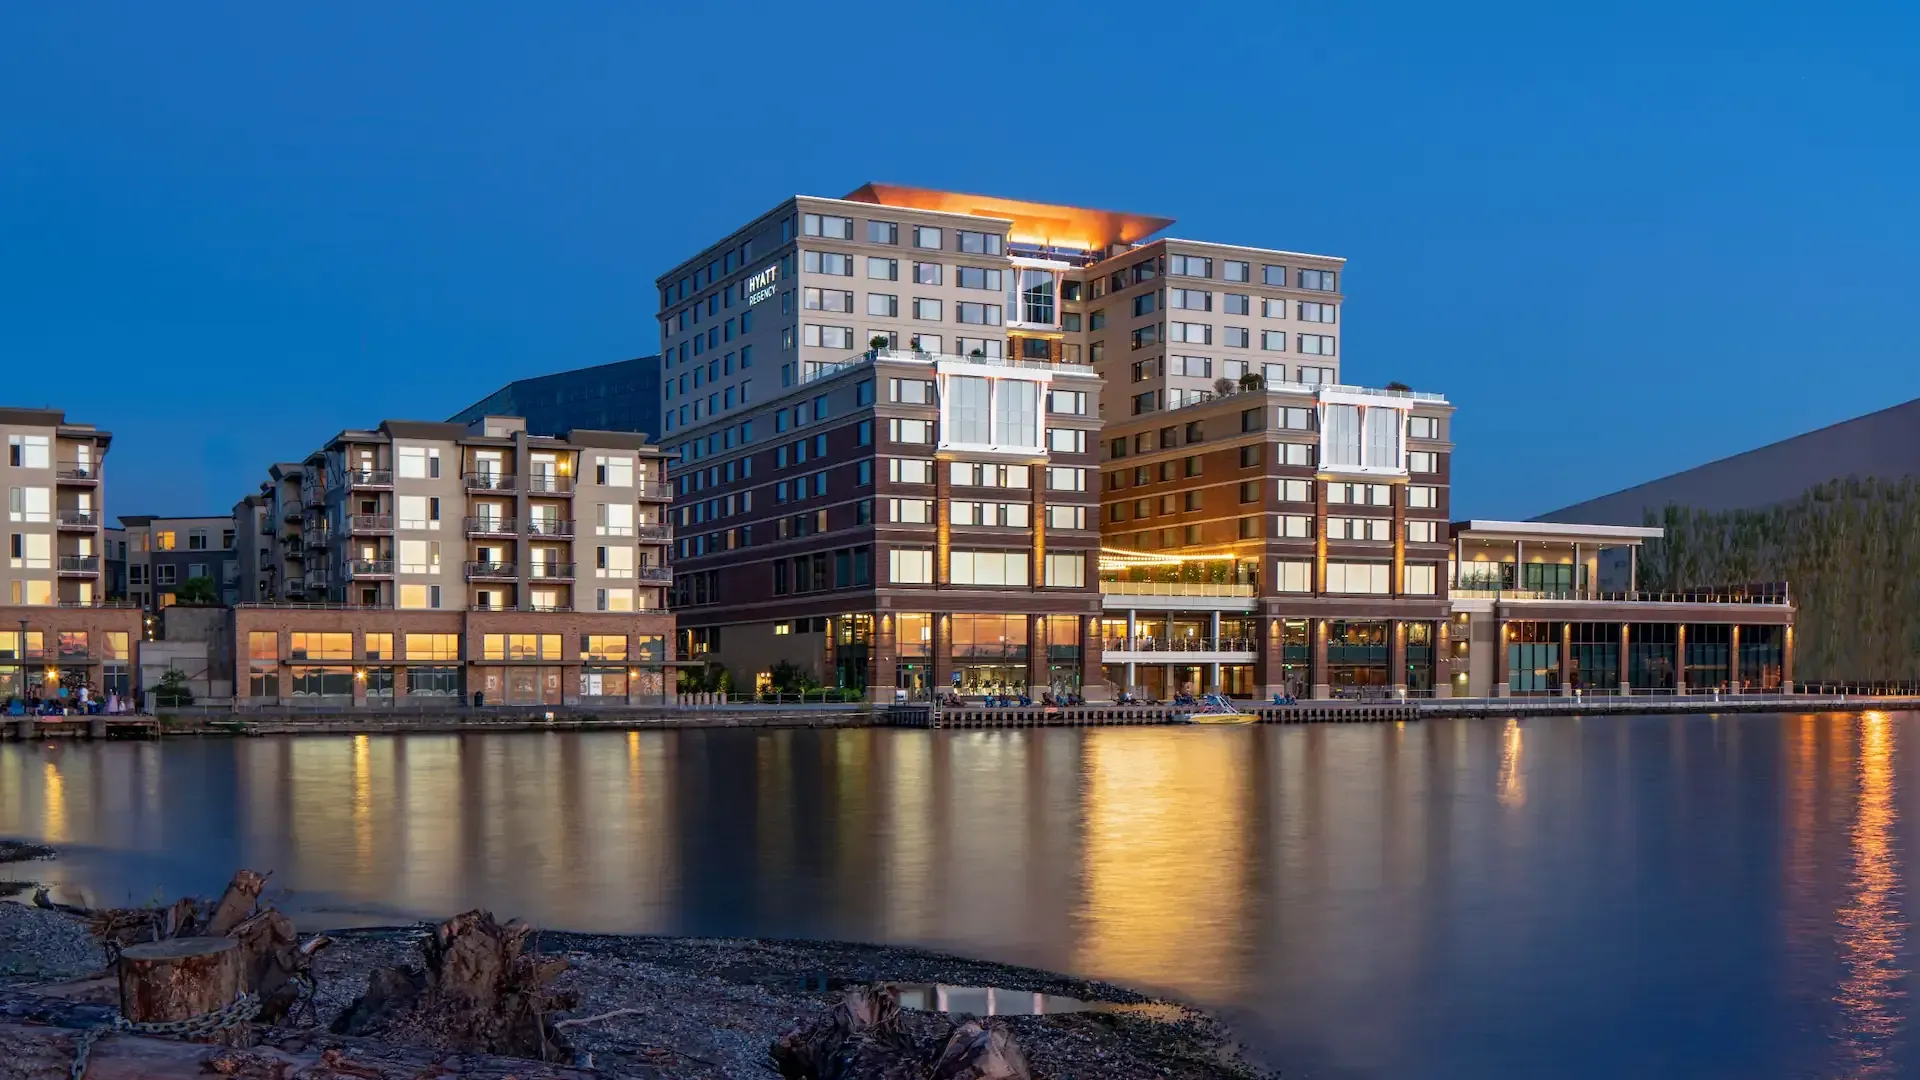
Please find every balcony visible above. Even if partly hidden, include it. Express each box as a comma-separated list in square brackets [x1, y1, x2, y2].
[525, 475, 574, 495]
[345, 559, 394, 578]
[465, 516, 518, 537]
[528, 518, 575, 537]
[281, 503, 302, 523]
[55, 461, 100, 484]
[303, 486, 324, 508]
[465, 561, 517, 581]
[57, 555, 100, 576]
[637, 566, 672, 583]
[347, 513, 393, 533]
[528, 562, 576, 583]
[465, 472, 516, 493]
[345, 469, 393, 489]
[57, 510, 99, 529]
[634, 523, 671, 541]
[1098, 581, 1256, 598]
[516, 603, 572, 613]
[636, 481, 673, 501]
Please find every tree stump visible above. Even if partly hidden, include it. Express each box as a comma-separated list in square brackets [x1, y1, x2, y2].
[117, 936, 245, 1042]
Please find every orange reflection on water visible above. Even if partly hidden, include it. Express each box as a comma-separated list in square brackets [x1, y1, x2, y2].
[41, 760, 66, 844]
[1076, 730, 1249, 995]
[1497, 719, 1525, 807]
[1834, 713, 1906, 1076]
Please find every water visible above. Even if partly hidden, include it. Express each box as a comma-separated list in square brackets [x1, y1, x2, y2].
[0, 715, 1911, 1078]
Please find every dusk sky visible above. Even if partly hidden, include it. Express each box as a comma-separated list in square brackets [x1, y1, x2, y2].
[3, 2, 1915, 520]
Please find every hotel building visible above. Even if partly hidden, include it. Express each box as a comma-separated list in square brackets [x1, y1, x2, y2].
[0, 407, 136, 700]
[230, 414, 676, 707]
[655, 184, 1798, 701]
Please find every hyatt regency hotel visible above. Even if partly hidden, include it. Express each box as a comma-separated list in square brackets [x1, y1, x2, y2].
[656, 184, 1794, 701]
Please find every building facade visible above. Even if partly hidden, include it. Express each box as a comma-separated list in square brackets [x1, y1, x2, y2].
[117, 513, 240, 611]
[0, 407, 136, 701]
[449, 356, 663, 440]
[231, 414, 676, 707]
[1448, 520, 1796, 695]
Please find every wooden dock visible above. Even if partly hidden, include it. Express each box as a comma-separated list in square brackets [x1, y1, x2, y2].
[3, 714, 162, 741]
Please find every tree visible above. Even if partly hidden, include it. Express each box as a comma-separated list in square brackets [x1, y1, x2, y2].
[155, 667, 194, 707]
[175, 575, 218, 605]
[868, 334, 890, 353]
[1213, 377, 1235, 398]
[1238, 371, 1265, 393]
[1385, 380, 1412, 392]
[767, 660, 820, 695]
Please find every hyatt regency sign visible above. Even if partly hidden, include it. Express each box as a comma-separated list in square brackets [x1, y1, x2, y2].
[747, 264, 780, 306]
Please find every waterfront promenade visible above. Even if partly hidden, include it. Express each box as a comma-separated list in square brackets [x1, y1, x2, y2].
[5, 692, 1916, 739]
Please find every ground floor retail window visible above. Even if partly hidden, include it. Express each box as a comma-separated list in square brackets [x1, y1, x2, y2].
[1628, 624, 1677, 690]
[249, 668, 279, 699]
[364, 667, 395, 699]
[1683, 624, 1730, 689]
[955, 663, 1026, 695]
[1738, 625, 1784, 689]
[290, 666, 354, 700]
[407, 666, 462, 699]
[579, 667, 628, 699]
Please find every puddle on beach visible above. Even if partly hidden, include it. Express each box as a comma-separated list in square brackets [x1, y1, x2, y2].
[794, 977, 1182, 1020]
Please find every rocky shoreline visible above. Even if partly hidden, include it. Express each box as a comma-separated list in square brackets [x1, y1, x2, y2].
[0, 864, 1270, 1079]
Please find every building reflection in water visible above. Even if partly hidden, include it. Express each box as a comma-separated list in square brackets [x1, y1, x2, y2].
[1497, 718, 1525, 808]
[1833, 713, 1905, 1076]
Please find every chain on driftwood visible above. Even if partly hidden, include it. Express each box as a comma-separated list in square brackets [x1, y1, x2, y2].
[68, 990, 259, 1080]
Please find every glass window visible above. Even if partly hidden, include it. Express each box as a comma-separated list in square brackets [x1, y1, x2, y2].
[913, 226, 942, 249]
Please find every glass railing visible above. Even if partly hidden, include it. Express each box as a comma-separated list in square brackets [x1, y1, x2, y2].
[1098, 581, 1256, 597]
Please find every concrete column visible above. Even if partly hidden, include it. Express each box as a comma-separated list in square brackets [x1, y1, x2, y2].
[1453, 534, 1464, 589]
[935, 466, 951, 586]
[1124, 661, 1137, 691]
[1259, 617, 1285, 700]
[1783, 626, 1795, 693]
[1310, 618, 1330, 699]
[931, 612, 953, 694]
[1126, 609, 1138, 650]
[1573, 542, 1584, 596]
[1165, 663, 1178, 699]
[1513, 539, 1524, 592]
[1081, 616, 1107, 701]
[1026, 613, 1047, 696]
[1619, 622, 1632, 696]
[1494, 620, 1511, 697]
[1558, 622, 1572, 695]
[1675, 623, 1688, 695]
[1207, 609, 1223, 695]
[1314, 481, 1328, 594]
[1629, 546, 1639, 593]
[1729, 625, 1741, 692]
[1389, 620, 1407, 695]
[1030, 482, 1046, 593]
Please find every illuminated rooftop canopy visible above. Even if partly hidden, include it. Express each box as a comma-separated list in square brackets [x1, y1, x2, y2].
[843, 182, 1175, 251]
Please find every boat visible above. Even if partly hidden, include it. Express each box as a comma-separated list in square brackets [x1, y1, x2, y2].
[1177, 694, 1260, 725]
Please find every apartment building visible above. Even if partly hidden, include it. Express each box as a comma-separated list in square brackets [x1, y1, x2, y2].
[0, 407, 136, 701]
[232, 415, 675, 707]
[118, 513, 240, 610]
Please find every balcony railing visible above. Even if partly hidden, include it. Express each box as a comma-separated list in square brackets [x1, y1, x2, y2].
[465, 473, 516, 492]
[637, 566, 672, 583]
[1103, 636, 1259, 653]
[1449, 585, 1793, 605]
[57, 555, 100, 575]
[528, 562, 576, 582]
[525, 475, 574, 495]
[527, 518, 575, 537]
[303, 486, 324, 508]
[636, 481, 673, 500]
[634, 523, 672, 541]
[516, 603, 572, 613]
[56, 510, 99, 528]
[345, 469, 393, 488]
[465, 517, 518, 536]
[1098, 581, 1256, 598]
[55, 461, 100, 482]
[348, 513, 393, 532]
[465, 561, 517, 580]
[345, 559, 394, 578]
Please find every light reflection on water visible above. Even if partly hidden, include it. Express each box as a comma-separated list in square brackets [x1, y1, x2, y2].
[2, 716, 1918, 1079]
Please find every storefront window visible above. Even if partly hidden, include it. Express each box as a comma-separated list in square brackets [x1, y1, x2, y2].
[950, 614, 1028, 659]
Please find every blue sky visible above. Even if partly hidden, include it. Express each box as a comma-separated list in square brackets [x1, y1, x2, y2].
[2, 1, 1915, 519]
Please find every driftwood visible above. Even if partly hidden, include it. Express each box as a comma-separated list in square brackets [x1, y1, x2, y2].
[332, 909, 577, 1062]
[51, 869, 327, 1026]
[0, 1019, 599, 1079]
[770, 984, 1031, 1080]
[117, 937, 243, 1037]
